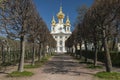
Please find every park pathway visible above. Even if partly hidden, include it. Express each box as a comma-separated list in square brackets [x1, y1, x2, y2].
[1, 54, 101, 80]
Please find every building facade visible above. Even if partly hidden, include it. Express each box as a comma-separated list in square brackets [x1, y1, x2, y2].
[51, 6, 71, 53]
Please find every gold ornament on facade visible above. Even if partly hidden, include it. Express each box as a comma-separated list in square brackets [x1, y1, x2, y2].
[66, 16, 71, 26]
[57, 6, 65, 19]
[51, 16, 56, 26]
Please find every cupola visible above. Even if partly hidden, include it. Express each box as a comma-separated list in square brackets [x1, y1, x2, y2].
[66, 16, 71, 26]
[51, 16, 56, 26]
[57, 6, 65, 19]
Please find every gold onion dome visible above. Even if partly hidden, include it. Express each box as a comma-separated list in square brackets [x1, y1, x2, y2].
[66, 16, 71, 26]
[51, 16, 56, 26]
[57, 6, 65, 19]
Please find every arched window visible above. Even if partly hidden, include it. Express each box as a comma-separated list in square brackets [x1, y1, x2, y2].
[53, 27, 55, 31]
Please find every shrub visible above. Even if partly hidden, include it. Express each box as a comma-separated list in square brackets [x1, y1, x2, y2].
[81, 50, 120, 67]
[24, 64, 42, 69]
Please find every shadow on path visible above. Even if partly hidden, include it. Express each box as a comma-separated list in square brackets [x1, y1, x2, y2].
[43, 54, 94, 76]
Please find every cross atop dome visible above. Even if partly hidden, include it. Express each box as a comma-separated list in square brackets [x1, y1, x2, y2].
[57, 6, 65, 19]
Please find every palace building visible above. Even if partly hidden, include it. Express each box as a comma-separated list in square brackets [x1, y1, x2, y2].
[51, 6, 71, 53]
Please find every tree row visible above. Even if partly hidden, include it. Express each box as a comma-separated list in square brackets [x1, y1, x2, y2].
[0, 0, 56, 72]
[66, 0, 120, 72]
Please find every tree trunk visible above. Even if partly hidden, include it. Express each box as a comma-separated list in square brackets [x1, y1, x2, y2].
[38, 43, 41, 62]
[84, 41, 88, 62]
[100, 42, 104, 51]
[75, 45, 77, 58]
[1, 44, 5, 64]
[42, 43, 46, 57]
[94, 42, 98, 66]
[80, 42, 82, 59]
[112, 37, 117, 51]
[18, 36, 25, 72]
[103, 29, 112, 72]
[8, 47, 11, 63]
[31, 42, 35, 66]
[40, 43, 43, 58]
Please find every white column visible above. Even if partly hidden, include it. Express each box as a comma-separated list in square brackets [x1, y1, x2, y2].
[63, 36, 66, 52]
[69, 27, 70, 32]
[57, 37, 59, 52]
[66, 27, 67, 32]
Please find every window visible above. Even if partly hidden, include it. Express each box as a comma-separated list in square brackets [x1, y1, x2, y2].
[55, 36, 57, 38]
[60, 41, 63, 45]
[67, 27, 69, 31]
[59, 27, 62, 30]
[60, 36, 62, 38]
[53, 27, 54, 31]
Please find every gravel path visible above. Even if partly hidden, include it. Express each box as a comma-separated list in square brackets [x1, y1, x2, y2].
[0, 54, 105, 80]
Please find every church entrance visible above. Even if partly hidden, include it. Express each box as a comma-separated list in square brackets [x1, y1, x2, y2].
[60, 47, 63, 52]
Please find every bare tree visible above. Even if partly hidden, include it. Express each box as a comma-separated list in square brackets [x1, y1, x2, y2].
[2, 0, 37, 72]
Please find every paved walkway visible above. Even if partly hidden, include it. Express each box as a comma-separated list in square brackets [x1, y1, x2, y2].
[0, 54, 102, 80]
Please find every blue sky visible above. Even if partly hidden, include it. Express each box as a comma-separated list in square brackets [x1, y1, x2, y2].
[33, 0, 94, 31]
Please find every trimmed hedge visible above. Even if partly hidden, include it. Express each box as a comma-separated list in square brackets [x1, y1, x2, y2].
[81, 50, 120, 67]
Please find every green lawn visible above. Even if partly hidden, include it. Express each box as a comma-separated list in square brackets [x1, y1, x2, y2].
[24, 54, 53, 69]
[95, 72, 120, 80]
[8, 71, 34, 77]
[86, 64, 103, 69]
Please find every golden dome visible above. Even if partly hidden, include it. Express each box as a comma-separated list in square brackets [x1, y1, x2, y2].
[51, 16, 56, 26]
[66, 16, 71, 26]
[57, 6, 65, 19]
